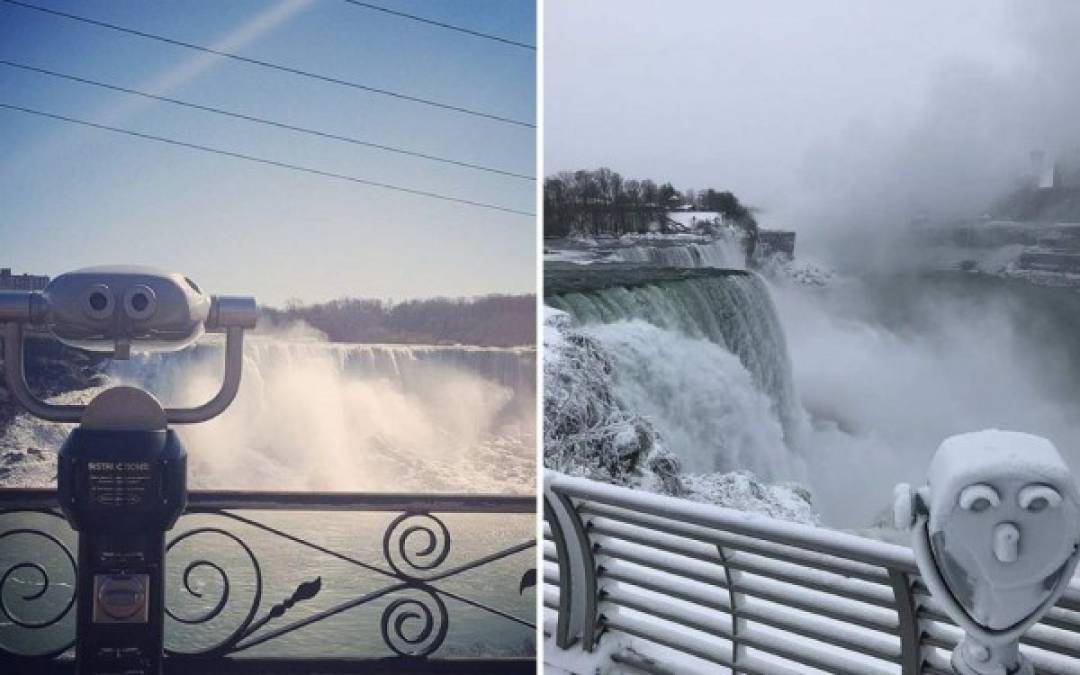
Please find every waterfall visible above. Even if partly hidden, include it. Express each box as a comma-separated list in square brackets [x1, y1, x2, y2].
[108, 338, 535, 415]
[2, 337, 536, 493]
[583, 320, 793, 478]
[614, 238, 746, 269]
[547, 273, 799, 443]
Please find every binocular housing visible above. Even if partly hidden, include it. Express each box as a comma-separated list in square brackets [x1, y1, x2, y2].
[0, 265, 256, 358]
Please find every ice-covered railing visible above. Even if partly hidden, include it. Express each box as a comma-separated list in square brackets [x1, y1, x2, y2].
[543, 472, 1080, 675]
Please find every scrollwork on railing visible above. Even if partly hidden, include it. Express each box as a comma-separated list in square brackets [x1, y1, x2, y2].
[0, 513, 77, 660]
[380, 584, 449, 657]
[0, 497, 535, 663]
[382, 512, 452, 581]
[164, 527, 264, 657]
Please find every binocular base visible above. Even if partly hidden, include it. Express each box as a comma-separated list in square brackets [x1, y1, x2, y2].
[952, 637, 1031, 675]
[75, 531, 167, 675]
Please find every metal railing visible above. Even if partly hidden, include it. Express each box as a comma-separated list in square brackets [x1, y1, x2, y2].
[0, 488, 536, 673]
[543, 472, 1080, 675]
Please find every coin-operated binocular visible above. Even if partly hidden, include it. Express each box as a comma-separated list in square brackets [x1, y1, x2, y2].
[894, 430, 1080, 675]
[0, 266, 256, 675]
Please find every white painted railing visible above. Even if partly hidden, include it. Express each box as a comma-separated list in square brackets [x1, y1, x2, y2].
[543, 472, 1080, 674]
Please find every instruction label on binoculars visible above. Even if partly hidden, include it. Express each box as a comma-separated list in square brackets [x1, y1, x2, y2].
[85, 461, 153, 507]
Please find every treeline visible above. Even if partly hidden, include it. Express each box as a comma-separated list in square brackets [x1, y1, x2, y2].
[260, 295, 536, 347]
[544, 167, 757, 240]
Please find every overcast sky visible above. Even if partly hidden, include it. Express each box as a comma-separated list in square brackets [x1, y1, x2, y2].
[0, 0, 535, 305]
[545, 1, 1080, 249]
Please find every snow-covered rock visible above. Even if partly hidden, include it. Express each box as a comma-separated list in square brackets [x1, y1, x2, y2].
[760, 254, 836, 287]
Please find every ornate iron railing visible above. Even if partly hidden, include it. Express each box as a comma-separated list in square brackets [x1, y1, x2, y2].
[544, 471, 1080, 675]
[0, 488, 536, 673]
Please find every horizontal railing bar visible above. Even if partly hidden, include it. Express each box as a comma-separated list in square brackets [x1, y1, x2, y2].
[600, 592, 732, 641]
[602, 564, 732, 613]
[736, 569, 900, 635]
[736, 619, 896, 675]
[736, 598, 902, 664]
[543, 586, 560, 611]
[587, 513, 903, 621]
[580, 501, 892, 585]
[1035, 607, 1080, 634]
[603, 581, 902, 665]
[543, 568, 559, 586]
[550, 473, 917, 572]
[1059, 588, 1080, 613]
[600, 607, 736, 669]
[606, 614, 844, 675]
[594, 530, 898, 610]
[0, 488, 535, 512]
[595, 539, 730, 588]
[603, 559, 899, 636]
[610, 635, 794, 675]
[578, 483, 1075, 609]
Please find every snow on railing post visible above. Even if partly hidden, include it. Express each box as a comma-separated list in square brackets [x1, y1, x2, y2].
[544, 473, 600, 651]
[715, 546, 747, 671]
[894, 430, 1080, 675]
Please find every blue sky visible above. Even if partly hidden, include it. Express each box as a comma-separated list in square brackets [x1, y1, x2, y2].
[0, 0, 535, 305]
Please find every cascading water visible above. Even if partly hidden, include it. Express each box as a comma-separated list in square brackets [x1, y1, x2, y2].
[547, 272, 799, 444]
[582, 320, 793, 479]
[614, 238, 746, 269]
[0, 336, 536, 493]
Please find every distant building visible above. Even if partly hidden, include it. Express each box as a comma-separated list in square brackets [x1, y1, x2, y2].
[0, 268, 49, 291]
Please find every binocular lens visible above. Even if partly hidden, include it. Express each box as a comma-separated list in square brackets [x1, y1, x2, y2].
[130, 293, 149, 312]
[88, 292, 109, 312]
[123, 285, 157, 320]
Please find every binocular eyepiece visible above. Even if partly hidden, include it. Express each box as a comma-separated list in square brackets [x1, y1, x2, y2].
[0, 265, 255, 358]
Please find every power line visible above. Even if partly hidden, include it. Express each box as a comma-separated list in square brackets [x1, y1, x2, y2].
[0, 59, 534, 181]
[0, 0, 535, 129]
[341, 1, 535, 51]
[0, 102, 534, 217]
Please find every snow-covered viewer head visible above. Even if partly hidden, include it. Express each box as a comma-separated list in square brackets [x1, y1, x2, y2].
[895, 429, 1080, 675]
